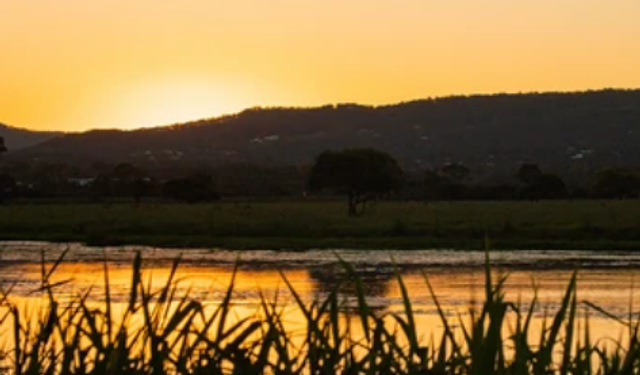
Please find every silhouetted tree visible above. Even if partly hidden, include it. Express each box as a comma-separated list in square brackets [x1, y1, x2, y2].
[527, 173, 567, 199]
[131, 178, 155, 204]
[468, 184, 518, 201]
[89, 175, 113, 202]
[517, 164, 543, 185]
[90, 161, 112, 176]
[163, 174, 220, 203]
[0, 137, 6, 155]
[517, 164, 566, 199]
[0, 173, 15, 204]
[591, 169, 640, 199]
[30, 163, 71, 197]
[309, 148, 403, 216]
[419, 164, 473, 201]
[422, 170, 449, 200]
[111, 163, 152, 204]
[112, 163, 141, 181]
[440, 163, 470, 182]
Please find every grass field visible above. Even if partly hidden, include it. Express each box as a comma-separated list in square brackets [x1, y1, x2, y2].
[2, 200, 640, 250]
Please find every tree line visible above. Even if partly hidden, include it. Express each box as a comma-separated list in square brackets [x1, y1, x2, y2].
[2, 141, 640, 207]
[0, 162, 305, 204]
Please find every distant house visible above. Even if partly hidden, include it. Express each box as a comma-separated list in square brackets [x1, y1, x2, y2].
[68, 178, 95, 187]
[251, 135, 280, 144]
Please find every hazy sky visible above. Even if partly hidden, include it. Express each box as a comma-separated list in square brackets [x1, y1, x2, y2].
[1, 0, 639, 131]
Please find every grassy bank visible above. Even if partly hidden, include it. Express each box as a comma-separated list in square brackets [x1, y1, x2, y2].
[2, 200, 640, 250]
[0, 253, 638, 374]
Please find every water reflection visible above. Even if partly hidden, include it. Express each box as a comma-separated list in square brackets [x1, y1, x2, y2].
[1, 244, 640, 348]
[309, 264, 393, 293]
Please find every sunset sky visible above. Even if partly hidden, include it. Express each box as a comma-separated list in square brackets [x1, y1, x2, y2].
[1, 0, 639, 131]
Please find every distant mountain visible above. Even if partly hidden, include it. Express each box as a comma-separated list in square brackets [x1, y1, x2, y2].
[0, 123, 61, 151]
[11, 89, 640, 178]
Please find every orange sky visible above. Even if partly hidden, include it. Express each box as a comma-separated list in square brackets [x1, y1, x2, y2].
[1, 0, 639, 131]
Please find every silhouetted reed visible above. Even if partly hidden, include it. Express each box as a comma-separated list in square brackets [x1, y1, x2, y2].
[0, 250, 638, 375]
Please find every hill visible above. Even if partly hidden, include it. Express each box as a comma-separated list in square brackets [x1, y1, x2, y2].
[9, 89, 640, 178]
[0, 123, 61, 151]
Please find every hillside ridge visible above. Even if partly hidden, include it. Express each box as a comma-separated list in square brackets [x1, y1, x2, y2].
[6, 89, 640, 179]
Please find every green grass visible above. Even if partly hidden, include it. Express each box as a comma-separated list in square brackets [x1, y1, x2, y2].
[2, 200, 640, 249]
[1, 251, 640, 374]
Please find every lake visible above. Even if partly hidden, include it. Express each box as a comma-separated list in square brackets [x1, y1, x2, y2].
[2, 241, 640, 347]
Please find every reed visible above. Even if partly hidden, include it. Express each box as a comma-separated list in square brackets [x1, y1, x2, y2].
[0, 251, 639, 375]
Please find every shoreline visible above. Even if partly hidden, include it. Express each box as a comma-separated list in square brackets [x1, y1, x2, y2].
[3, 241, 640, 270]
[2, 235, 640, 251]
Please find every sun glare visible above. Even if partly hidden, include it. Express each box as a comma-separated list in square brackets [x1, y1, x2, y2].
[114, 81, 240, 130]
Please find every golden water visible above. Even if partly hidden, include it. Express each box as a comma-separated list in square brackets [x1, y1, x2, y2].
[1, 243, 640, 349]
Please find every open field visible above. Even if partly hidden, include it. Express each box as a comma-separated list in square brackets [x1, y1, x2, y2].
[2, 200, 640, 250]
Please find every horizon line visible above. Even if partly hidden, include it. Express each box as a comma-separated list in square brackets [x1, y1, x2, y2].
[2, 86, 638, 134]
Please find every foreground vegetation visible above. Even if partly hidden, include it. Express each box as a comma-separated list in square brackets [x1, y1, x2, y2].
[0, 252, 639, 374]
[2, 200, 640, 250]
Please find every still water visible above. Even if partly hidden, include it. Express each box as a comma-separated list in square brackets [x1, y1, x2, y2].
[2, 242, 640, 345]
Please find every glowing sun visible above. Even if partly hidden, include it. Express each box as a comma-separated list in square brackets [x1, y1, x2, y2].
[113, 79, 242, 130]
